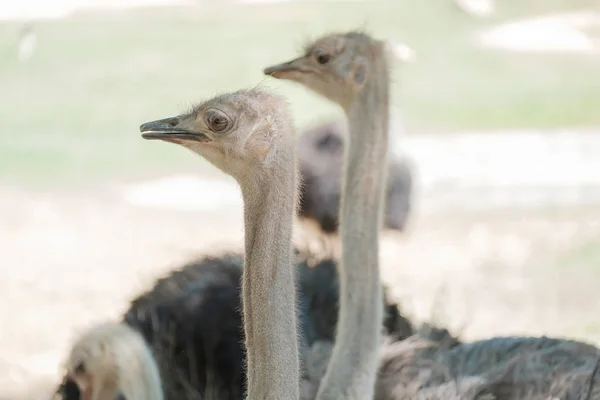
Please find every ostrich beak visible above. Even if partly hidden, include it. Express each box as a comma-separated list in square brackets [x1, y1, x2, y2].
[140, 117, 210, 143]
[263, 57, 307, 79]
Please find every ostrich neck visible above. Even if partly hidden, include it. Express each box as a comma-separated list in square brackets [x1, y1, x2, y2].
[240, 164, 300, 399]
[317, 62, 389, 399]
[121, 341, 163, 400]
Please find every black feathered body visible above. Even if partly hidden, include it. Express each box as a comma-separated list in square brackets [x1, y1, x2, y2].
[53, 253, 413, 400]
[52, 252, 600, 399]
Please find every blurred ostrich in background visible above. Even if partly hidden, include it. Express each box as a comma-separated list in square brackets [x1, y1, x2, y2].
[298, 119, 413, 235]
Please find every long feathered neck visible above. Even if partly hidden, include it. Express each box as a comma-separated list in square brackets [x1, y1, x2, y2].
[99, 324, 163, 400]
[119, 345, 163, 400]
[239, 147, 300, 399]
[317, 49, 390, 399]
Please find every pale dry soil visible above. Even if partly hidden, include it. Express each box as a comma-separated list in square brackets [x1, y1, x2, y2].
[1, 182, 599, 399]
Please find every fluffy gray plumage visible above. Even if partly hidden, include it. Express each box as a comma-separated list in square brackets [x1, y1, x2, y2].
[375, 335, 600, 399]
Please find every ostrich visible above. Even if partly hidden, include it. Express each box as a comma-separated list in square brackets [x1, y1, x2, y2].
[265, 29, 395, 400]
[52, 88, 425, 400]
[264, 30, 600, 398]
[295, 38, 414, 237]
[65, 322, 162, 400]
[298, 119, 412, 235]
[53, 253, 418, 400]
[54, 89, 302, 399]
[141, 89, 303, 398]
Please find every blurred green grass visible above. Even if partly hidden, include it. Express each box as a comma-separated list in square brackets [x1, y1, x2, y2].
[552, 239, 600, 272]
[0, 0, 598, 185]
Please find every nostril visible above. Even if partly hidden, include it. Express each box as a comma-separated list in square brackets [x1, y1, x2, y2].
[168, 119, 178, 127]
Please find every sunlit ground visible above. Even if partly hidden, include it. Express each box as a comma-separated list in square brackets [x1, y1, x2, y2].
[0, 0, 599, 398]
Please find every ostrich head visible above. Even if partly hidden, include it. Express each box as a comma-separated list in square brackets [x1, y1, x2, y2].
[66, 322, 162, 400]
[263, 32, 387, 109]
[140, 89, 292, 183]
[141, 88, 301, 399]
[67, 324, 120, 400]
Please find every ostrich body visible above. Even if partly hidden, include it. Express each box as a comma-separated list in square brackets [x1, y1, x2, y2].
[57, 280, 600, 399]
[54, 254, 418, 400]
[375, 334, 600, 399]
[265, 31, 600, 399]
[298, 119, 412, 234]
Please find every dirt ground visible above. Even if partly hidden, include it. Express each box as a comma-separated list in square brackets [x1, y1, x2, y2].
[1, 181, 600, 400]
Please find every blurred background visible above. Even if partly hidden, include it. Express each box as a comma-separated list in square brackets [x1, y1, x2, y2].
[1, 0, 599, 398]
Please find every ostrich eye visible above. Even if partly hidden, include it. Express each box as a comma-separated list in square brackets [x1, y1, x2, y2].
[74, 361, 86, 375]
[205, 108, 230, 132]
[314, 50, 331, 65]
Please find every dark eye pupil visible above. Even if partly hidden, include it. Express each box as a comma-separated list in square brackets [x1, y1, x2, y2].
[317, 53, 330, 65]
[209, 114, 228, 132]
[74, 362, 86, 375]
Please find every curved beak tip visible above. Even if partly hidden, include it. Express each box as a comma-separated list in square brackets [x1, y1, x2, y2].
[263, 60, 297, 78]
[263, 66, 276, 76]
[139, 121, 158, 133]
